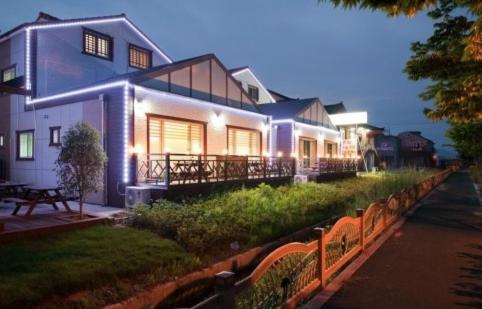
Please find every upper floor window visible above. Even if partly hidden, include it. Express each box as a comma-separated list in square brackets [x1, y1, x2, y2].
[247, 85, 259, 101]
[1, 66, 16, 83]
[49, 127, 61, 146]
[129, 44, 152, 69]
[83, 29, 113, 60]
[17, 130, 34, 160]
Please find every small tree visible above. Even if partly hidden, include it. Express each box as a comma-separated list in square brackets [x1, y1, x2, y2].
[56, 122, 107, 218]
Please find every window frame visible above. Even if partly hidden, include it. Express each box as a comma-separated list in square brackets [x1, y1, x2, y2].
[1, 65, 16, 83]
[128, 43, 152, 69]
[226, 125, 262, 157]
[146, 114, 207, 155]
[247, 84, 259, 101]
[82, 28, 113, 61]
[16, 129, 35, 161]
[49, 126, 61, 147]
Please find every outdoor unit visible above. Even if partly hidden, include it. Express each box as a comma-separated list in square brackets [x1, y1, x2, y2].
[293, 174, 309, 184]
[125, 186, 151, 208]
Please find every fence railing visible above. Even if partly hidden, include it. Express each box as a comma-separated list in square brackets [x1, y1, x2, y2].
[317, 158, 358, 173]
[189, 167, 456, 309]
[136, 153, 296, 187]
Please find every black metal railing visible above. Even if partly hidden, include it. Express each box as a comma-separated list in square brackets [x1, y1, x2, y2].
[136, 153, 296, 187]
[317, 158, 358, 173]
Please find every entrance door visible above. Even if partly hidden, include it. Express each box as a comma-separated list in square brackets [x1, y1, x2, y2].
[299, 138, 316, 168]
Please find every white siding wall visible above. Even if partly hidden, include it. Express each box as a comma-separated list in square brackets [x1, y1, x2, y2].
[134, 88, 269, 156]
[293, 123, 339, 158]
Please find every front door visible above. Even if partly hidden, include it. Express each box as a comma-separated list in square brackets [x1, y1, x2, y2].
[299, 138, 316, 168]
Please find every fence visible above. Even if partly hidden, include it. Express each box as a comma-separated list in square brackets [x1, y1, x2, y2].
[136, 154, 296, 187]
[190, 167, 456, 309]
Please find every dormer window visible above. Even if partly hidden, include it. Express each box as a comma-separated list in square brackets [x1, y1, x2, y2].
[83, 28, 113, 60]
[129, 44, 152, 69]
[247, 85, 259, 101]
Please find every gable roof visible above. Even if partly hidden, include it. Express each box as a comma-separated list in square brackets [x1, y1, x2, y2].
[258, 98, 318, 119]
[0, 12, 172, 63]
[324, 102, 347, 114]
[268, 89, 294, 101]
[229, 66, 249, 74]
[230, 67, 276, 103]
[398, 131, 435, 144]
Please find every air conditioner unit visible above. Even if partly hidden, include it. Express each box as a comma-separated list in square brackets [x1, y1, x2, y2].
[294, 174, 309, 184]
[125, 186, 151, 208]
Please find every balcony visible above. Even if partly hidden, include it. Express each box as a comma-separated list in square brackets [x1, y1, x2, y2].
[136, 153, 296, 188]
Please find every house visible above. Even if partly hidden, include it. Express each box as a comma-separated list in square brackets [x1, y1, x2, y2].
[1, 12, 373, 207]
[325, 102, 384, 171]
[397, 131, 436, 167]
[375, 135, 401, 169]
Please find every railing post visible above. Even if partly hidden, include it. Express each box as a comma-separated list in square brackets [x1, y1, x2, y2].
[263, 156, 267, 179]
[165, 153, 170, 188]
[215, 271, 236, 309]
[197, 154, 202, 183]
[292, 157, 296, 176]
[357, 208, 365, 251]
[314, 227, 326, 288]
[224, 156, 228, 181]
[278, 158, 282, 177]
[245, 156, 249, 179]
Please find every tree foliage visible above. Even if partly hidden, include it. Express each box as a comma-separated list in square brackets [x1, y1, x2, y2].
[56, 122, 107, 217]
[446, 121, 482, 160]
[321, 0, 482, 123]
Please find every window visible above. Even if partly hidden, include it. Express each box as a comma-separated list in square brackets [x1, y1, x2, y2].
[83, 29, 112, 60]
[0, 134, 5, 148]
[227, 126, 261, 156]
[1, 66, 15, 82]
[148, 116, 205, 154]
[247, 85, 259, 101]
[49, 127, 61, 146]
[129, 44, 152, 69]
[17, 130, 34, 160]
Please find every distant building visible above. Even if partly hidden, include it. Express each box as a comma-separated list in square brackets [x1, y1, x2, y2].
[397, 131, 436, 167]
[375, 135, 401, 169]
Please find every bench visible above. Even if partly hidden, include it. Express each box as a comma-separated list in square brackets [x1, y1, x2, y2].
[4, 198, 35, 215]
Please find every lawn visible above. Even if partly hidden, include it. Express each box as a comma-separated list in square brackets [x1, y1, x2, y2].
[0, 225, 200, 308]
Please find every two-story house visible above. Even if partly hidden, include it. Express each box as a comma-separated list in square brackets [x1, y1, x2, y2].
[1, 12, 347, 206]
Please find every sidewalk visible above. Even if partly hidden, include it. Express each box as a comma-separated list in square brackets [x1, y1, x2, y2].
[320, 171, 482, 309]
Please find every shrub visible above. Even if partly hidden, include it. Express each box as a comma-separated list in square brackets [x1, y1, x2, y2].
[132, 169, 433, 257]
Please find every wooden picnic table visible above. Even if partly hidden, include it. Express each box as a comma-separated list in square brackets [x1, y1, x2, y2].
[0, 182, 28, 197]
[7, 185, 72, 216]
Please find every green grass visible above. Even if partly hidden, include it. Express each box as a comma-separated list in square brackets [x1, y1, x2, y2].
[0, 225, 200, 308]
[132, 169, 433, 257]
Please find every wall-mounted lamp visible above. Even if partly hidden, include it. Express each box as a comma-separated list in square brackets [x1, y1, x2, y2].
[211, 112, 225, 129]
[277, 151, 283, 157]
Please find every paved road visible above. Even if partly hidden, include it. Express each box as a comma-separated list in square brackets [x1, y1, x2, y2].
[323, 171, 482, 309]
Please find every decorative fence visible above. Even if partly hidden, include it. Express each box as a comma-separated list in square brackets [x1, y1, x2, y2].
[136, 154, 296, 187]
[189, 167, 456, 309]
[317, 158, 358, 174]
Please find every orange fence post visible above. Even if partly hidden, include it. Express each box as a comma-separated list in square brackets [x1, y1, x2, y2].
[357, 208, 365, 251]
[314, 227, 326, 288]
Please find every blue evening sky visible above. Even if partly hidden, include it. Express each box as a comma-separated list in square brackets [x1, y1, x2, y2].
[0, 0, 455, 157]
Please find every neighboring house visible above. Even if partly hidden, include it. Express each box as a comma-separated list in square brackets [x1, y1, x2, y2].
[325, 102, 384, 171]
[375, 135, 401, 169]
[397, 131, 436, 168]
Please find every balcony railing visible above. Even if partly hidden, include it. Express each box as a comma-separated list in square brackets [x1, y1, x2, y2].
[136, 153, 296, 187]
[298, 158, 359, 174]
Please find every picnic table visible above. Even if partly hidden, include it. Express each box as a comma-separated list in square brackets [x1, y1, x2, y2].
[0, 182, 28, 197]
[6, 185, 72, 216]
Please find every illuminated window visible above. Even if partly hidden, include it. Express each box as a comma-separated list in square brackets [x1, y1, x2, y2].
[49, 127, 61, 146]
[228, 127, 261, 156]
[148, 116, 205, 154]
[0, 134, 5, 148]
[17, 130, 34, 160]
[129, 44, 152, 69]
[1, 66, 16, 82]
[83, 29, 112, 60]
[247, 85, 259, 101]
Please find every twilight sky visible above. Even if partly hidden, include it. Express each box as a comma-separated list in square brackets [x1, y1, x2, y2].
[1, 0, 455, 156]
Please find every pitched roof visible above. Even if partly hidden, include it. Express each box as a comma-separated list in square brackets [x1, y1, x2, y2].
[324, 102, 347, 114]
[228, 66, 249, 74]
[258, 98, 318, 119]
[267, 89, 294, 101]
[398, 131, 435, 144]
